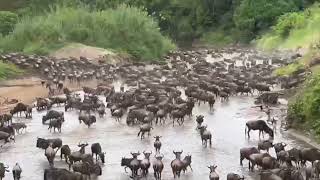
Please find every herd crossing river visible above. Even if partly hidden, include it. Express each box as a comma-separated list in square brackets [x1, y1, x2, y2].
[0, 48, 315, 180]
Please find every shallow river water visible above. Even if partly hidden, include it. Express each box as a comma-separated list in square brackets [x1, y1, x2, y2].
[0, 91, 314, 180]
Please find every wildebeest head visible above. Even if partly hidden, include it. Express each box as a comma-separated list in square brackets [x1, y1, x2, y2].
[99, 152, 106, 163]
[154, 136, 162, 141]
[173, 150, 183, 159]
[208, 165, 217, 173]
[273, 142, 287, 153]
[131, 152, 140, 159]
[143, 151, 152, 159]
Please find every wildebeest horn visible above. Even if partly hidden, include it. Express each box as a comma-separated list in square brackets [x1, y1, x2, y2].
[173, 150, 176, 154]
[207, 166, 211, 168]
[143, 150, 146, 154]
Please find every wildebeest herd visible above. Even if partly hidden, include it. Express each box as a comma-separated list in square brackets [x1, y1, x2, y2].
[0, 48, 317, 180]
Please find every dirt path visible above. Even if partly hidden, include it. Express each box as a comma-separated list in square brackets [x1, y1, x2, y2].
[0, 77, 98, 113]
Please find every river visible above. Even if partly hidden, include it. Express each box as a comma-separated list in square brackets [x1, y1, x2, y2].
[0, 51, 313, 180]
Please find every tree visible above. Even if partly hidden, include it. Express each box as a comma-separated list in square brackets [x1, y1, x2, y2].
[0, 11, 18, 35]
[234, 0, 299, 41]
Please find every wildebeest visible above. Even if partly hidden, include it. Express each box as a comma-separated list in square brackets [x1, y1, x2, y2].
[0, 163, 9, 180]
[48, 118, 63, 133]
[227, 173, 244, 180]
[91, 143, 105, 163]
[273, 142, 287, 154]
[141, 151, 152, 176]
[0, 131, 14, 144]
[10, 103, 32, 118]
[12, 163, 22, 180]
[287, 148, 301, 167]
[42, 110, 64, 124]
[181, 155, 192, 173]
[68, 142, 89, 169]
[258, 140, 273, 152]
[137, 123, 153, 139]
[248, 153, 271, 171]
[78, 114, 96, 128]
[154, 136, 162, 153]
[36, 138, 62, 150]
[45, 143, 56, 167]
[171, 150, 184, 178]
[60, 145, 71, 163]
[240, 147, 260, 167]
[11, 123, 27, 134]
[153, 154, 164, 180]
[245, 120, 274, 138]
[300, 148, 320, 165]
[43, 168, 84, 180]
[72, 162, 102, 179]
[121, 152, 141, 177]
[0, 125, 15, 138]
[208, 165, 219, 180]
[198, 125, 212, 147]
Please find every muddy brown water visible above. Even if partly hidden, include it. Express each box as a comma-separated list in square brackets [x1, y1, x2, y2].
[0, 90, 314, 180]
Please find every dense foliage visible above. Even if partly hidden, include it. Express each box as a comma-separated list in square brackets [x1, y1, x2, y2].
[287, 74, 320, 137]
[0, 61, 23, 80]
[0, 11, 18, 36]
[258, 3, 320, 49]
[0, 6, 175, 61]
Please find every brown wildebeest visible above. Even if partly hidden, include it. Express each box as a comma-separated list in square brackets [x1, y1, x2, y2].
[227, 173, 244, 180]
[258, 140, 273, 152]
[171, 150, 184, 178]
[154, 136, 162, 153]
[137, 123, 153, 140]
[245, 120, 274, 139]
[240, 147, 259, 167]
[198, 125, 212, 147]
[181, 155, 192, 173]
[140, 151, 152, 176]
[153, 154, 164, 180]
[60, 145, 71, 163]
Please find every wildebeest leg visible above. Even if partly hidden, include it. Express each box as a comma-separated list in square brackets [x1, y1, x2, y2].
[240, 155, 244, 166]
[209, 137, 212, 146]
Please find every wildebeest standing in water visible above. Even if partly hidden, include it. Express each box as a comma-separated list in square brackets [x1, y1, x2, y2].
[154, 136, 162, 153]
[60, 145, 71, 163]
[137, 123, 153, 139]
[45, 143, 56, 167]
[227, 173, 244, 180]
[43, 168, 84, 180]
[36, 138, 63, 150]
[171, 150, 184, 178]
[198, 125, 212, 147]
[153, 154, 164, 180]
[12, 163, 22, 180]
[245, 120, 274, 139]
[91, 143, 106, 163]
[140, 151, 152, 176]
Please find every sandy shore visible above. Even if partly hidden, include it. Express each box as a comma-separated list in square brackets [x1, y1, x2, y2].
[0, 77, 98, 113]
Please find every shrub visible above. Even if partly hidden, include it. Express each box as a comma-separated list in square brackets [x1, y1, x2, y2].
[200, 31, 234, 47]
[0, 11, 18, 35]
[273, 12, 306, 37]
[0, 61, 23, 80]
[0, 5, 175, 61]
[274, 62, 305, 76]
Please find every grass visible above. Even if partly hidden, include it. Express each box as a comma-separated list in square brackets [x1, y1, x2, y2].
[0, 61, 23, 80]
[257, 3, 320, 50]
[274, 62, 305, 76]
[0, 5, 176, 61]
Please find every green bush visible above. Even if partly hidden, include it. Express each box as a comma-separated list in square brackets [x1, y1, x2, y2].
[273, 12, 306, 37]
[0, 5, 175, 61]
[0, 61, 23, 80]
[0, 11, 18, 35]
[274, 62, 305, 76]
[287, 74, 320, 137]
[258, 3, 320, 50]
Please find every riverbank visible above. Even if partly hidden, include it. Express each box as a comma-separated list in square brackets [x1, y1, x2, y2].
[0, 77, 98, 113]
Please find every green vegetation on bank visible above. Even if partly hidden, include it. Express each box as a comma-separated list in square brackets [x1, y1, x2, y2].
[287, 73, 320, 138]
[0, 6, 175, 61]
[258, 3, 320, 50]
[0, 61, 23, 80]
